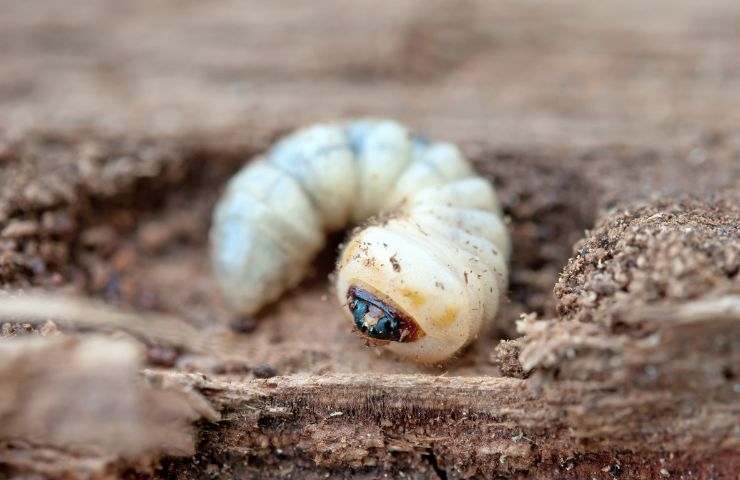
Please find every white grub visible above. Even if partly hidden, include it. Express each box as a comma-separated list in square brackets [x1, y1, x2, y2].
[210, 119, 510, 363]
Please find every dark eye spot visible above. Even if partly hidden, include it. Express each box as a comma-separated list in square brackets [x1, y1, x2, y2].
[347, 286, 424, 343]
[350, 298, 401, 341]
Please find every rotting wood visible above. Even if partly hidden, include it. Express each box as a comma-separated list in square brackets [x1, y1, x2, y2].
[0, 293, 248, 360]
[0, 335, 219, 479]
[152, 296, 738, 478]
[150, 350, 738, 479]
[0, 289, 735, 478]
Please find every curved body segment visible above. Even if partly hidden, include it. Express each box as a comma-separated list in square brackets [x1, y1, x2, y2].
[211, 119, 509, 363]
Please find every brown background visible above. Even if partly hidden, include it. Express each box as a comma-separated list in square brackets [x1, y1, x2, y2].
[3, 0, 740, 148]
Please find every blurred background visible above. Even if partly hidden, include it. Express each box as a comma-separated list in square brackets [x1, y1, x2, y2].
[2, 0, 740, 149]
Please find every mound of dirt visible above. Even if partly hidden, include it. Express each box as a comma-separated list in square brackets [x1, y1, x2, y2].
[557, 195, 739, 324]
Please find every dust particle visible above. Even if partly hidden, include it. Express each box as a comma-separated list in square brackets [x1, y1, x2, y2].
[390, 254, 401, 272]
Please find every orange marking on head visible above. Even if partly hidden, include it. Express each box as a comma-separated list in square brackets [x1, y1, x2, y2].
[431, 307, 458, 329]
[400, 288, 425, 307]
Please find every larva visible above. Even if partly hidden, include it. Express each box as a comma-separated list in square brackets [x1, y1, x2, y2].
[211, 119, 510, 363]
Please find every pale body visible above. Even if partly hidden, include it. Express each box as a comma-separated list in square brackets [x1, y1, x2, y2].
[211, 120, 510, 363]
